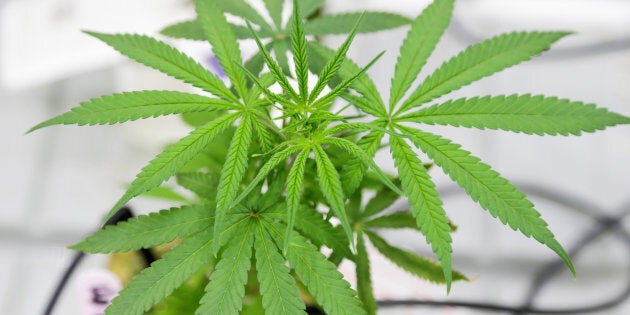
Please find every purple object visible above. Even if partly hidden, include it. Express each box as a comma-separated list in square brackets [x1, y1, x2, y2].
[207, 55, 227, 78]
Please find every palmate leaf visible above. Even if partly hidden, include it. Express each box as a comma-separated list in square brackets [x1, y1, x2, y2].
[141, 186, 189, 202]
[398, 94, 630, 135]
[308, 43, 385, 115]
[213, 0, 272, 33]
[363, 211, 419, 230]
[390, 136, 453, 291]
[244, 49, 268, 82]
[389, 0, 453, 109]
[340, 93, 382, 118]
[263, 0, 284, 28]
[106, 213, 250, 315]
[254, 222, 306, 315]
[340, 131, 385, 195]
[195, 0, 248, 98]
[290, 205, 353, 260]
[313, 145, 355, 249]
[105, 228, 215, 315]
[160, 20, 206, 41]
[251, 112, 276, 153]
[299, 0, 325, 18]
[262, 220, 366, 315]
[84, 32, 237, 103]
[362, 184, 400, 219]
[160, 19, 266, 41]
[246, 72, 277, 104]
[398, 31, 571, 114]
[107, 113, 238, 223]
[196, 221, 254, 315]
[311, 51, 385, 109]
[321, 137, 402, 196]
[400, 126, 575, 275]
[356, 232, 377, 315]
[247, 22, 300, 101]
[291, 0, 310, 103]
[176, 172, 218, 200]
[285, 149, 309, 253]
[305, 12, 412, 36]
[309, 14, 364, 103]
[364, 230, 468, 284]
[214, 115, 253, 251]
[28, 91, 236, 133]
[274, 39, 292, 76]
[231, 144, 304, 209]
[148, 267, 207, 315]
[71, 205, 213, 253]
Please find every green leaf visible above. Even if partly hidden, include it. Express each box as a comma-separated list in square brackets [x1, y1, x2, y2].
[196, 221, 254, 315]
[264, 0, 284, 28]
[106, 113, 238, 223]
[284, 149, 309, 253]
[340, 93, 382, 118]
[291, 0, 309, 103]
[321, 137, 402, 197]
[246, 71, 275, 104]
[363, 211, 418, 230]
[308, 43, 385, 115]
[362, 187, 401, 220]
[347, 190, 363, 223]
[140, 186, 189, 202]
[105, 228, 215, 315]
[356, 232, 377, 315]
[274, 39, 292, 76]
[244, 49, 267, 82]
[160, 19, 263, 40]
[299, 0, 325, 18]
[84, 32, 237, 103]
[71, 205, 213, 253]
[400, 126, 575, 275]
[262, 220, 366, 315]
[364, 230, 468, 284]
[398, 94, 630, 135]
[251, 113, 275, 153]
[195, 0, 249, 98]
[311, 51, 385, 109]
[389, 0, 453, 109]
[214, 0, 273, 33]
[160, 20, 206, 41]
[305, 11, 411, 36]
[340, 131, 385, 195]
[293, 205, 353, 260]
[149, 268, 208, 315]
[214, 115, 254, 252]
[254, 223, 306, 315]
[232, 144, 304, 209]
[313, 145, 355, 250]
[241, 66, 296, 109]
[247, 22, 300, 101]
[176, 172, 218, 200]
[389, 136, 453, 291]
[398, 31, 571, 114]
[28, 91, 236, 132]
[309, 14, 364, 103]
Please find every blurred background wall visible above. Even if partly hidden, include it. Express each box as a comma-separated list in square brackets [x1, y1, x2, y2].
[1, 0, 629, 314]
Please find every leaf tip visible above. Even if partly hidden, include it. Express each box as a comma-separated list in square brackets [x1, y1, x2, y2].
[444, 270, 453, 294]
[82, 30, 103, 38]
[24, 124, 43, 135]
[67, 243, 82, 251]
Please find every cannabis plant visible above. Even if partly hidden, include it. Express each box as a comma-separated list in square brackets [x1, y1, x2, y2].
[29, 0, 630, 314]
